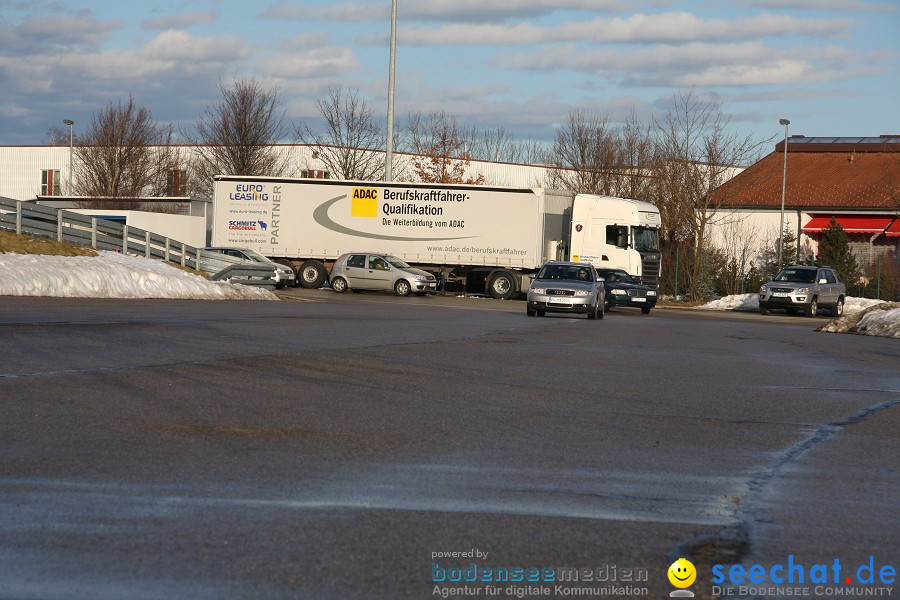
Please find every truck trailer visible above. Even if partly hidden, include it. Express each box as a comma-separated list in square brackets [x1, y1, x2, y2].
[211, 176, 661, 298]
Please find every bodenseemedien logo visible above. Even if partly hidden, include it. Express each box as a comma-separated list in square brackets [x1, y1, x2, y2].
[668, 558, 696, 598]
[351, 187, 378, 217]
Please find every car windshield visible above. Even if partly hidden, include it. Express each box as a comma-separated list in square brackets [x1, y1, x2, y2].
[632, 227, 659, 252]
[241, 249, 270, 262]
[536, 265, 595, 282]
[386, 255, 411, 269]
[598, 269, 636, 283]
[774, 268, 817, 283]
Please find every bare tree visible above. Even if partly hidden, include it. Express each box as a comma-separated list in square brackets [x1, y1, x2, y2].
[185, 79, 295, 198]
[404, 111, 484, 184]
[464, 126, 549, 166]
[649, 89, 769, 299]
[73, 95, 175, 209]
[47, 127, 70, 146]
[298, 85, 386, 181]
[618, 108, 656, 200]
[545, 108, 624, 195]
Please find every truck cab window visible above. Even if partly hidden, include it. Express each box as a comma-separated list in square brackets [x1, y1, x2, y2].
[632, 227, 659, 252]
[606, 225, 628, 248]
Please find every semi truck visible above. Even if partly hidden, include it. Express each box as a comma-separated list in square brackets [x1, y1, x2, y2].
[211, 175, 661, 298]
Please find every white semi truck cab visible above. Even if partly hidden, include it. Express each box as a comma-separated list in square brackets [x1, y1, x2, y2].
[568, 195, 661, 288]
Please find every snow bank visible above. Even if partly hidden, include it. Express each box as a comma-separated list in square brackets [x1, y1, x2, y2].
[696, 293, 899, 339]
[0, 251, 278, 301]
[818, 302, 900, 339]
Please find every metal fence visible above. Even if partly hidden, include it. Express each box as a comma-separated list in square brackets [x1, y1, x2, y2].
[0, 197, 278, 286]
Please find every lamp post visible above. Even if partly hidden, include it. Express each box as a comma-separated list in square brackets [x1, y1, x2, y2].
[384, 0, 397, 181]
[777, 118, 790, 269]
[63, 119, 74, 195]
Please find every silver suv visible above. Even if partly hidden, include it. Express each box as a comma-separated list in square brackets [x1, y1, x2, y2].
[329, 253, 437, 296]
[759, 265, 846, 317]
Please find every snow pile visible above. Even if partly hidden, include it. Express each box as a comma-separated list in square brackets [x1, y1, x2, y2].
[697, 293, 899, 339]
[0, 251, 278, 301]
[817, 302, 900, 339]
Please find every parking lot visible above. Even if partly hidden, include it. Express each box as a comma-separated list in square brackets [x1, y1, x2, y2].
[1, 293, 897, 599]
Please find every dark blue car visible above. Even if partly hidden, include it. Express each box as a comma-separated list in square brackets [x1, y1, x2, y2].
[597, 268, 658, 314]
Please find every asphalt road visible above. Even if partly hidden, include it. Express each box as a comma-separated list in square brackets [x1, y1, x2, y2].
[0, 291, 897, 600]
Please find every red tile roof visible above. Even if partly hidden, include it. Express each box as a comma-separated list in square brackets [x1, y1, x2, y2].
[710, 138, 900, 210]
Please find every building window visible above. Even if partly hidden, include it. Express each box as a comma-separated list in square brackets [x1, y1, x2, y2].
[167, 169, 187, 196]
[42, 170, 61, 196]
[301, 169, 329, 179]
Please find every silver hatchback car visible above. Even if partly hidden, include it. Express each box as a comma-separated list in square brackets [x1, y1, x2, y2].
[330, 253, 437, 296]
[526, 261, 605, 319]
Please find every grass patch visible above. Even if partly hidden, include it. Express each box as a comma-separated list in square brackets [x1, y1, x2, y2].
[0, 229, 97, 257]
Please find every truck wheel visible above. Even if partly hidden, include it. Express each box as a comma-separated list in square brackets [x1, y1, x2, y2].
[488, 271, 516, 300]
[299, 260, 327, 289]
[331, 277, 348, 293]
[394, 280, 411, 296]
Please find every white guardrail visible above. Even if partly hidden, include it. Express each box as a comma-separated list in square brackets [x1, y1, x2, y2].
[0, 197, 278, 286]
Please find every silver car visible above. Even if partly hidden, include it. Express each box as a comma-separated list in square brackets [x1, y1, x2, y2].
[759, 265, 846, 317]
[526, 261, 605, 319]
[329, 253, 437, 296]
[201, 246, 296, 289]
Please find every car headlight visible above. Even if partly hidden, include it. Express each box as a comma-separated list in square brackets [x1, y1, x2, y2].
[530, 287, 546, 294]
[647, 290, 657, 296]
[414, 275, 428, 281]
[797, 287, 810, 295]
[574, 290, 592, 296]
[760, 285, 767, 293]
[610, 289, 626, 295]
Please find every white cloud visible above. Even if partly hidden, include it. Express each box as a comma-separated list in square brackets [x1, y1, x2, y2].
[141, 11, 218, 31]
[387, 12, 851, 46]
[262, 0, 622, 23]
[256, 47, 359, 79]
[0, 14, 120, 54]
[749, 0, 898, 12]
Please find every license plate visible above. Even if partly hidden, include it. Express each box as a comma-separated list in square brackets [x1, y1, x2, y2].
[772, 292, 790, 298]
[631, 297, 646, 302]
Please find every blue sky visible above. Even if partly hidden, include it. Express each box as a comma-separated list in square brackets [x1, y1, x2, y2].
[1, 0, 898, 151]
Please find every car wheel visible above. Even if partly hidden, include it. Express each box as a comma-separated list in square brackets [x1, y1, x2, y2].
[587, 304, 597, 319]
[537, 311, 545, 317]
[526, 307, 536, 317]
[597, 300, 604, 320]
[834, 297, 844, 317]
[805, 297, 818, 317]
[488, 271, 517, 300]
[394, 279, 411, 296]
[331, 276, 348, 293]
[275, 282, 286, 289]
[759, 306, 770, 315]
[641, 306, 651, 314]
[299, 260, 327, 289]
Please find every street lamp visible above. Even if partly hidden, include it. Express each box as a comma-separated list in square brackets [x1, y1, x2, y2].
[777, 118, 790, 269]
[384, 0, 397, 181]
[63, 119, 74, 195]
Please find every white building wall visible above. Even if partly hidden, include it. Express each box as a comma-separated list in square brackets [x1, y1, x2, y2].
[706, 208, 815, 265]
[0, 146, 73, 199]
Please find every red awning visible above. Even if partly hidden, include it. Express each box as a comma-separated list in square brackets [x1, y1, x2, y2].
[886, 219, 900, 237]
[802, 215, 894, 234]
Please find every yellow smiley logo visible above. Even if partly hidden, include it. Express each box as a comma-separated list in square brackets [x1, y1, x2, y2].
[668, 558, 697, 588]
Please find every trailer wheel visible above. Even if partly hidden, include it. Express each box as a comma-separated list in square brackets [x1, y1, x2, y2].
[274, 258, 301, 287]
[488, 271, 517, 300]
[299, 260, 327, 289]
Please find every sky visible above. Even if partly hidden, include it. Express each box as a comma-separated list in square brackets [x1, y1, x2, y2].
[0, 251, 897, 337]
[1, 0, 898, 150]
